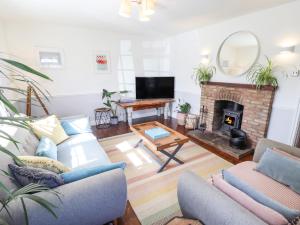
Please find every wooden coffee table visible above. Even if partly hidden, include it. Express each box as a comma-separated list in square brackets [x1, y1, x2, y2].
[130, 121, 190, 172]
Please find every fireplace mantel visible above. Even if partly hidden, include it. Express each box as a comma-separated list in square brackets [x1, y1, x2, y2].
[203, 82, 276, 91]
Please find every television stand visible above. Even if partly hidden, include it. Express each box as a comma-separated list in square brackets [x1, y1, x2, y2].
[116, 99, 174, 125]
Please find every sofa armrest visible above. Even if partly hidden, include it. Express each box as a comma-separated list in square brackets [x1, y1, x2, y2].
[178, 171, 267, 225]
[2, 169, 127, 225]
[253, 138, 300, 162]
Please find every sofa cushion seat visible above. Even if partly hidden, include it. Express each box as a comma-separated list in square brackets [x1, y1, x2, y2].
[227, 161, 300, 210]
[57, 133, 111, 169]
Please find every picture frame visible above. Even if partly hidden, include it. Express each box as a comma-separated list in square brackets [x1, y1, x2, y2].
[36, 47, 64, 69]
[95, 51, 111, 74]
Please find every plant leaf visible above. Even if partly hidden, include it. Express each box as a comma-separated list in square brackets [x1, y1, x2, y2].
[0, 58, 52, 81]
[20, 198, 29, 225]
[0, 92, 18, 113]
[0, 146, 23, 165]
[19, 194, 58, 218]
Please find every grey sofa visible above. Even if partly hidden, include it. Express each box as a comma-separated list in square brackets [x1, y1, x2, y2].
[0, 116, 127, 225]
[177, 138, 300, 225]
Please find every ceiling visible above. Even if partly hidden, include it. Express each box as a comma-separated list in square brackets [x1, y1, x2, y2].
[0, 0, 296, 37]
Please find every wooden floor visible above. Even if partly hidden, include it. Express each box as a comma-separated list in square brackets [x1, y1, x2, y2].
[93, 115, 253, 225]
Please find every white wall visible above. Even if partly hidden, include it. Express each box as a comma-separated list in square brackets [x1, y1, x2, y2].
[0, 21, 6, 52]
[169, 1, 300, 144]
[2, 22, 171, 121]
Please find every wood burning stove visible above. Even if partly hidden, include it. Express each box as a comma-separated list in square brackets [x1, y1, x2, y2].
[218, 101, 243, 135]
[221, 109, 243, 135]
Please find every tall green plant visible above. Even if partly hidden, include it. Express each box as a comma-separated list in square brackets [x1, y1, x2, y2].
[0, 56, 60, 225]
[247, 57, 278, 89]
[101, 89, 128, 117]
[192, 64, 216, 84]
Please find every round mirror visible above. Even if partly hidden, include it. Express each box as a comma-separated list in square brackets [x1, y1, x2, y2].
[217, 31, 260, 76]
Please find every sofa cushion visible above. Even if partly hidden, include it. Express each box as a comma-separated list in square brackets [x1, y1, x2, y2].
[61, 162, 126, 183]
[61, 116, 92, 135]
[16, 156, 71, 174]
[256, 148, 300, 195]
[57, 133, 111, 169]
[8, 164, 64, 188]
[30, 115, 69, 145]
[35, 137, 58, 160]
[212, 174, 288, 225]
[223, 170, 300, 222]
[227, 161, 300, 211]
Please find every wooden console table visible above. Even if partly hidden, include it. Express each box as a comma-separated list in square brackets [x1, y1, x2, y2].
[116, 99, 174, 125]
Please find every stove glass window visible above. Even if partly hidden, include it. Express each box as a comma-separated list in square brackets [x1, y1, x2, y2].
[224, 115, 235, 126]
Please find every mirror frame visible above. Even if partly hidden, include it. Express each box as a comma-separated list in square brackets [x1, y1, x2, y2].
[217, 31, 261, 77]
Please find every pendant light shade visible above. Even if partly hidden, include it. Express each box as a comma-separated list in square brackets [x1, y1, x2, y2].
[142, 0, 155, 16]
[138, 5, 150, 22]
[119, 0, 155, 21]
[119, 0, 132, 18]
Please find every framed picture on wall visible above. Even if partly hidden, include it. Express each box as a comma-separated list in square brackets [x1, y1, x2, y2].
[95, 52, 111, 74]
[36, 47, 64, 69]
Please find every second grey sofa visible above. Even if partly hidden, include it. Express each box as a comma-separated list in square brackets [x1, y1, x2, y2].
[177, 138, 300, 225]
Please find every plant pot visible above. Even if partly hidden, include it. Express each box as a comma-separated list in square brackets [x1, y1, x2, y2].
[176, 112, 187, 126]
[110, 116, 118, 125]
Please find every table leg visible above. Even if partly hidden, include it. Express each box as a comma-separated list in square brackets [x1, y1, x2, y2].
[134, 139, 143, 148]
[158, 144, 184, 173]
[164, 103, 169, 119]
[127, 107, 133, 125]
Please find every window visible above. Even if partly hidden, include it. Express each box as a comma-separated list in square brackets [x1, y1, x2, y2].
[118, 40, 136, 98]
[117, 39, 171, 99]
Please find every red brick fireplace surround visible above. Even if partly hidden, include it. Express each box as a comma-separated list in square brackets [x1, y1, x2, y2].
[201, 82, 276, 147]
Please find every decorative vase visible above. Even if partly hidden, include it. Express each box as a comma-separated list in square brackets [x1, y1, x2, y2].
[176, 112, 187, 126]
[110, 116, 118, 125]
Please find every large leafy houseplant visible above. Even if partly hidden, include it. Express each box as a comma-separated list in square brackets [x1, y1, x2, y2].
[101, 89, 128, 125]
[0, 56, 61, 225]
[175, 99, 191, 126]
[247, 57, 278, 89]
[192, 64, 216, 84]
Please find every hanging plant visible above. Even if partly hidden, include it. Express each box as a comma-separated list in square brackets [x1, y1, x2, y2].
[247, 57, 278, 89]
[192, 64, 216, 84]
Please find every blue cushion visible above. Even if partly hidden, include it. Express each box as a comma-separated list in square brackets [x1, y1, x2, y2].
[256, 148, 300, 195]
[61, 117, 92, 135]
[61, 162, 126, 184]
[35, 137, 58, 160]
[223, 170, 300, 222]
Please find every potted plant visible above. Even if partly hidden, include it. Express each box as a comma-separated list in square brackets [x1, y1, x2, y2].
[192, 63, 216, 85]
[0, 57, 60, 224]
[101, 89, 128, 125]
[176, 99, 191, 126]
[247, 57, 278, 89]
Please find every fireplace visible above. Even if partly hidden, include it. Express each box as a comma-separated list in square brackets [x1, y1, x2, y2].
[200, 82, 275, 147]
[213, 100, 244, 135]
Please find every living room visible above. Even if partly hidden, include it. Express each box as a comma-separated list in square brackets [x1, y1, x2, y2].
[0, 0, 300, 225]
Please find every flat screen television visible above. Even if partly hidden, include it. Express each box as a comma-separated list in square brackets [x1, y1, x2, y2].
[135, 77, 175, 99]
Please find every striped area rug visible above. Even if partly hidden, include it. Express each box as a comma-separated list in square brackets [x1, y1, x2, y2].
[99, 133, 232, 225]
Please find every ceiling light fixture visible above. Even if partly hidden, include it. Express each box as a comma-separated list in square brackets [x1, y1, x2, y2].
[119, 0, 156, 22]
